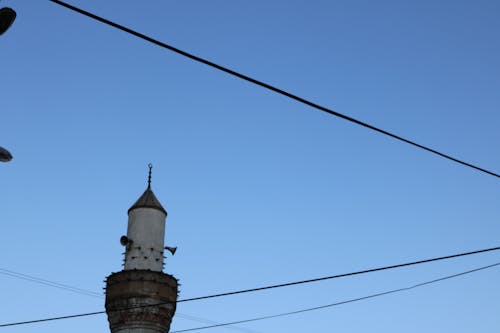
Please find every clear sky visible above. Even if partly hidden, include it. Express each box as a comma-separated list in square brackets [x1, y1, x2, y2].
[1, 0, 500, 332]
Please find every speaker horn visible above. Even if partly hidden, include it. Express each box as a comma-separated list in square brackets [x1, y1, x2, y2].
[164, 246, 177, 256]
[120, 235, 133, 246]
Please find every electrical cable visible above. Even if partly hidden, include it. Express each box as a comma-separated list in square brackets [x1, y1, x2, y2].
[175, 314, 265, 333]
[171, 261, 500, 332]
[0, 268, 103, 298]
[176, 245, 500, 303]
[47, 0, 500, 180]
[1, 245, 499, 328]
[0, 268, 265, 333]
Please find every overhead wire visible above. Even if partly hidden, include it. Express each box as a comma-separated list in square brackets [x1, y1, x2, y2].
[47, 0, 500, 180]
[0, 268, 103, 298]
[174, 245, 500, 303]
[0, 268, 265, 333]
[171, 261, 500, 332]
[175, 314, 265, 333]
[1, 245, 499, 328]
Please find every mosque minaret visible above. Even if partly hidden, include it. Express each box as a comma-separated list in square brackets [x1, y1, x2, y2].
[105, 164, 178, 333]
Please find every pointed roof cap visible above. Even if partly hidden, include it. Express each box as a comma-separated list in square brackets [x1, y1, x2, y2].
[128, 164, 167, 215]
[128, 187, 167, 215]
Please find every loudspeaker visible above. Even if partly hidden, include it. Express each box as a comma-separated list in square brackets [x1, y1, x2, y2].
[120, 235, 133, 246]
[164, 246, 177, 255]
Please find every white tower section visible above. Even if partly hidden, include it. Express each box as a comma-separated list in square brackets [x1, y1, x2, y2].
[124, 180, 168, 272]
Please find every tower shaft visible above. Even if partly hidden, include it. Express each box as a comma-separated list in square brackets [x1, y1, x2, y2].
[125, 208, 166, 271]
[105, 270, 177, 333]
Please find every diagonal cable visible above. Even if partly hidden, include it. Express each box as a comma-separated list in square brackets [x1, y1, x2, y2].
[47, 0, 500, 179]
[0, 268, 264, 333]
[172, 262, 500, 332]
[1, 245, 499, 328]
[175, 245, 500, 303]
[0, 268, 103, 298]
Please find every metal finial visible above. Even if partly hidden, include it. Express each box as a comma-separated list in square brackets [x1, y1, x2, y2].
[147, 163, 153, 189]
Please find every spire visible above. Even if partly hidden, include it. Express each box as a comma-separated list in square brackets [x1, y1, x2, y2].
[147, 163, 152, 189]
[128, 164, 167, 215]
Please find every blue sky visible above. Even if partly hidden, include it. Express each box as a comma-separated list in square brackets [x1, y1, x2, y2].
[1, 0, 500, 332]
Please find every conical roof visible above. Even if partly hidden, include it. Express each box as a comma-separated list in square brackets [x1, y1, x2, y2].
[128, 186, 167, 215]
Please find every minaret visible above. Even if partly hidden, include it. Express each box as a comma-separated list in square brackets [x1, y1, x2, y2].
[105, 165, 178, 333]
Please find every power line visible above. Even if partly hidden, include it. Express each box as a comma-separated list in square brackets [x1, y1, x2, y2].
[47, 0, 500, 180]
[1, 245, 499, 328]
[171, 261, 500, 332]
[176, 314, 265, 333]
[176, 245, 500, 303]
[0, 269, 265, 333]
[0, 268, 103, 298]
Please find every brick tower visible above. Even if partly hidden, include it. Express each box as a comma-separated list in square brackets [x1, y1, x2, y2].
[105, 165, 178, 333]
